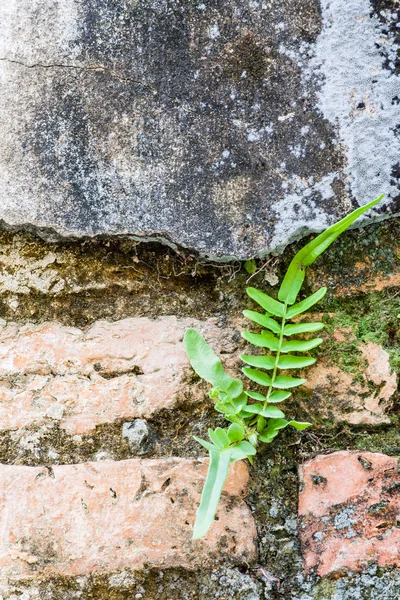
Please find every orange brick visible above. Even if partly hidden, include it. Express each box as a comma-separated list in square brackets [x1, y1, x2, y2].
[0, 317, 241, 433]
[0, 458, 256, 582]
[299, 451, 400, 576]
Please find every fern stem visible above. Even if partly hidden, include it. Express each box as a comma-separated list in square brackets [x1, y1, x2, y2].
[264, 302, 288, 407]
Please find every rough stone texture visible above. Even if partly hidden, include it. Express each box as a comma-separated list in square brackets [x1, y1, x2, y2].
[122, 419, 155, 455]
[302, 338, 397, 426]
[0, 457, 256, 582]
[298, 451, 400, 577]
[0, 316, 241, 434]
[0, 1, 398, 259]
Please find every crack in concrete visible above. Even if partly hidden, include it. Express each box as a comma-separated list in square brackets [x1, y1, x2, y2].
[0, 56, 158, 94]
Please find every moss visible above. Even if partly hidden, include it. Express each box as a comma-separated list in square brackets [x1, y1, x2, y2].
[321, 290, 400, 374]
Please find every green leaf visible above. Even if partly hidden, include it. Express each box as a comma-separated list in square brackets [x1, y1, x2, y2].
[243, 310, 281, 334]
[229, 446, 252, 461]
[286, 288, 327, 319]
[193, 436, 217, 453]
[244, 259, 257, 274]
[245, 391, 267, 401]
[277, 355, 316, 369]
[241, 331, 279, 351]
[241, 403, 263, 414]
[242, 368, 272, 386]
[269, 390, 292, 403]
[246, 287, 285, 317]
[259, 418, 290, 441]
[283, 322, 324, 336]
[288, 420, 312, 430]
[272, 376, 307, 389]
[229, 394, 248, 414]
[242, 404, 285, 418]
[281, 338, 323, 352]
[258, 431, 279, 443]
[227, 423, 245, 443]
[240, 354, 275, 369]
[184, 329, 242, 396]
[235, 440, 257, 455]
[278, 195, 384, 304]
[227, 379, 244, 398]
[261, 406, 285, 418]
[208, 427, 230, 449]
[192, 448, 231, 540]
[265, 418, 290, 432]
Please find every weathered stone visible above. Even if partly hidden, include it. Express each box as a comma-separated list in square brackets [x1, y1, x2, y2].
[0, 457, 256, 582]
[300, 334, 397, 426]
[122, 419, 155, 455]
[0, 316, 243, 434]
[298, 451, 400, 577]
[0, 1, 398, 259]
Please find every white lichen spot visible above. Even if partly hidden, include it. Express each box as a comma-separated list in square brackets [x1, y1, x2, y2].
[208, 24, 220, 39]
[247, 129, 261, 142]
[278, 112, 295, 122]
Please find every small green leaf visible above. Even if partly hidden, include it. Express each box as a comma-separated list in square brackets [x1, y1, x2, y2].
[230, 394, 248, 414]
[243, 310, 281, 334]
[260, 406, 285, 418]
[269, 390, 292, 403]
[278, 195, 384, 304]
[241, 331, 279, 351]
[193, 436, 218, 453]
[209, 427, 230, 449]
[229, 446, 251, 461]
[192, 448, 231, 540]
[227, 423, 245, 443]
[242, 404, 285, 418]
[215, 403, 229, 414]
[244, 259, 257, 274]
[246, 287, 285, 317]
[286, 288, 327, 319]
[227, 379, 244, 398]
[272, 376, 307, 389]
[241, 403, 263, 414]
[235, 440, 257, 455]
[240, 354, 275, 369]
[245, 391, 267, 401]
[184, 329, 241, 395]
[259, 418, 290, 441]
[283, 322, 324, 336]
[242, 368, 272, 386]
[278, 355, 316, 369]
[258, 430, 280, 443]
[288, 420, 312, 430]
[281, 338, 323, 352]
[265, 418, 290, 432]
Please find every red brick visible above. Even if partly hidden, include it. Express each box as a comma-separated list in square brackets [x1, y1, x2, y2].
[0, 458, 256, 582]
[0, 317, 241, 433]
[302, 340, 396, 426]
[299, 451, 400, 577]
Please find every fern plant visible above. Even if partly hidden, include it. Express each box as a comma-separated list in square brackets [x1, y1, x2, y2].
[184, 195, 384, 540]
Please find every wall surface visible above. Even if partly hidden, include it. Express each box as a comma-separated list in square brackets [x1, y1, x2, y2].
[0, 0, 399, 258]
[0, 1, 399, 599]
